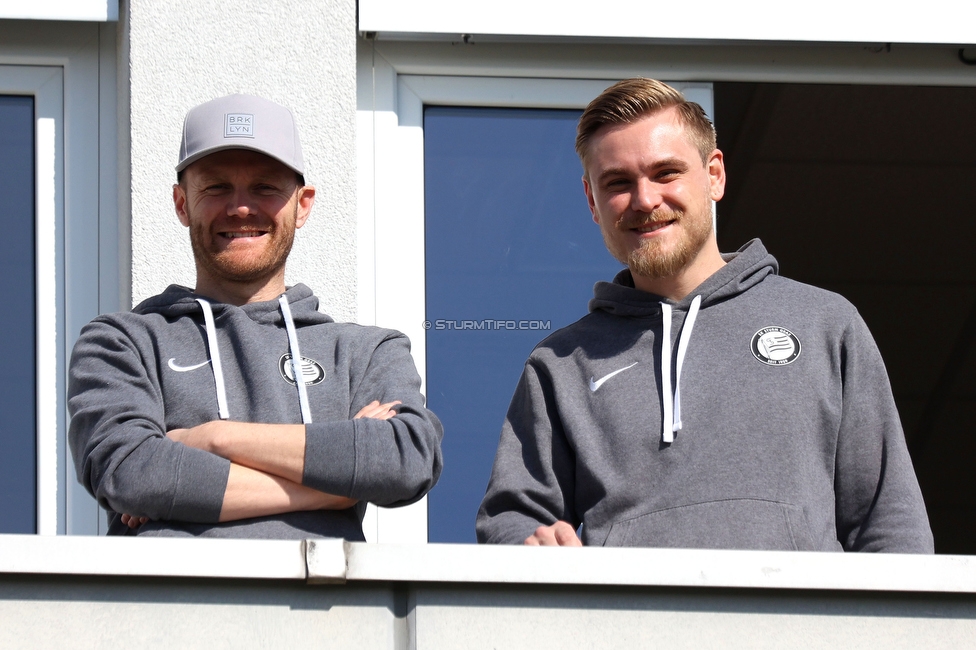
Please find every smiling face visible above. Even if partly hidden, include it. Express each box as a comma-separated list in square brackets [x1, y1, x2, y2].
[173, 149, 315, 304]
[582, 107, 726, 298]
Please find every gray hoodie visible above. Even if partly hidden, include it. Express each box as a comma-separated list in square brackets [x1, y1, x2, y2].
[477, 240, 933, 552]
[69, 284, 443, 539]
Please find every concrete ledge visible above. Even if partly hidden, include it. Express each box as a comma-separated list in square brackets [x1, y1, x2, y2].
[0, 534, 314, 580]
[331, 542, 976, 593]
[4, 535, 976, 595]
[3, 536, 976, 648]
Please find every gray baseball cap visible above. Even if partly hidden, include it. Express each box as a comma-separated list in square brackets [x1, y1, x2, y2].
[176, 94, 305, 175]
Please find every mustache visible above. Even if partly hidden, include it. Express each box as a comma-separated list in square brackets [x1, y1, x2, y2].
[210, 221, 275, 233]
[617, 208, 684, 230]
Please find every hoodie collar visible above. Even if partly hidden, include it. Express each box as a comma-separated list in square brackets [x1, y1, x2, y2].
[588, 239, 778, 317]
[586, 238, 778, 444]
[133, 283, 334, 326]
[132, 283, 328, 425]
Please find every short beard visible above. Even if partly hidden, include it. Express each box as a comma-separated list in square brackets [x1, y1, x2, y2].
[605, 206, 712, 280]
[189, 204, 297, 285]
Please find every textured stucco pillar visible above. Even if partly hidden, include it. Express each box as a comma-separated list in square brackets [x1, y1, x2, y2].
[125, 0, 358, 321]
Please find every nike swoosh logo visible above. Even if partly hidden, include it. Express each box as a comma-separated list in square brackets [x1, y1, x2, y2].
[589, 362, 639, 392]
[168, 358, 211, 372]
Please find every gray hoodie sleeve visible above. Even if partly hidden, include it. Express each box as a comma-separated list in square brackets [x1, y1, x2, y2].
[68, 319, 230, 523]
[301, 331, 443, 507]
[476, 360, 579, 544]
[834, 313, 934, 552]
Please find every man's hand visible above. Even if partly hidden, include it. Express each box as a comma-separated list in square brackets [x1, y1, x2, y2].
[354, 400, 401, 420]
[120, 514, 148, 529]
[166, 422, 216, 452]
[524, 521, 583, 546]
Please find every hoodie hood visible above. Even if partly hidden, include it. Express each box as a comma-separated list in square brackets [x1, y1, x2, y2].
[133, 283, 334, 327]
[588, 239, 778, 317]
[587, 239, 779, 443]
[132, 283, 332, 424]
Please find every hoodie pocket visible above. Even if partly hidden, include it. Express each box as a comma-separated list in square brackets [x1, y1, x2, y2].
[603, 498, 814, 550]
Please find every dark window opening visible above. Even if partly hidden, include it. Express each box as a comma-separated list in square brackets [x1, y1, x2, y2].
[715, 82, 976, 554]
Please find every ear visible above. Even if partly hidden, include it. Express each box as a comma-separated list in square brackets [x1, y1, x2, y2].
[706, 149, 726, 202]
[582, 175, 599, 225]
[173, 184, 190, 227]
[294, 185, 316, 229]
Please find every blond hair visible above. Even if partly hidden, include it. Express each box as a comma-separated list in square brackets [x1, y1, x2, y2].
[576, 78, 716, 168]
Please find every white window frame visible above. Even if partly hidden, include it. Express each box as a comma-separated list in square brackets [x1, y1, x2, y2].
[356, 37, 976, 543]
[0, 65, 63, 536]
[0, 20, 119, 535]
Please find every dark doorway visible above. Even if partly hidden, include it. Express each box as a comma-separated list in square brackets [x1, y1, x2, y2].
[714, 82, 976, 554]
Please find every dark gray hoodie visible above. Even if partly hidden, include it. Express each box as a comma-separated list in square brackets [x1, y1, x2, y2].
[477, 240, 933, 552]
[69, 284, 443, 539]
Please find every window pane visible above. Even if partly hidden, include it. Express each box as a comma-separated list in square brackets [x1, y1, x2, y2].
[0, 95, 36, 534]
[424, 106, 621, 543]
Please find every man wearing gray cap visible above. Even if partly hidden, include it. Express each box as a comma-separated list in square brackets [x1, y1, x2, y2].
[68, 94, 443, 539]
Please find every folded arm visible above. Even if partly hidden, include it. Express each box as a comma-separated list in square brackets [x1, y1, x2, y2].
[70, 319, 378, 526]
[299, 332, 444, 507]
[167, 401, 400, 483]
[69, 319, 229, 523]
[218, 463, 356, 521]
[122, 463, 358, 526]
[70, 320, 441, 525]
[167, 401, 399, 521]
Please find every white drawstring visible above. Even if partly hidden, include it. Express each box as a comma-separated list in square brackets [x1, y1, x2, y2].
[660, 295, 702, 443]
[672, 295, 701, 433]
[196, 298, 230, 420]
[660, 303, 674, 443]
[279, 295, 313, 424]
[196, 295, 312, 424]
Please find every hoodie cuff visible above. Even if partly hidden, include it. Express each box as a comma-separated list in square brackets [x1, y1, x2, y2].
[303, 421, 358, 495]
[168, 446, 231, 523]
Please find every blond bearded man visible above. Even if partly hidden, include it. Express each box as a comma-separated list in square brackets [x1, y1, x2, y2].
[477, 79, 932, 552]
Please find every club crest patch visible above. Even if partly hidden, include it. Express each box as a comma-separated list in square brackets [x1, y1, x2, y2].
[751, 327, 801, 366]
[278, 354, 326, 386]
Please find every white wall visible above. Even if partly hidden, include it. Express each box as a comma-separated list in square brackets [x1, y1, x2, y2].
[127, 0, 358, 321]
